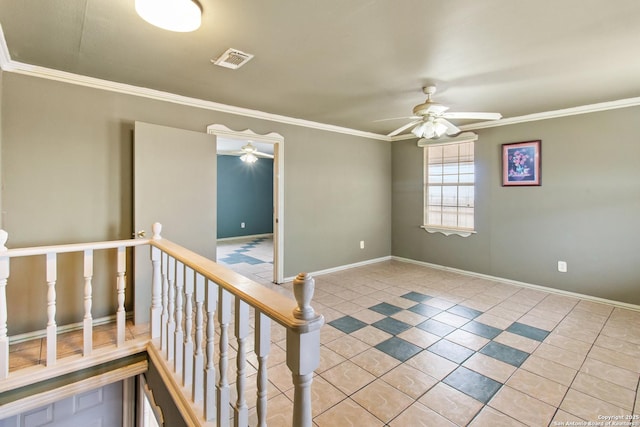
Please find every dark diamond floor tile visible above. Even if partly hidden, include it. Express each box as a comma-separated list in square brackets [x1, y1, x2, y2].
[409, 303, 442, 318]
[372, 317, 412, 335]
[480, 341, 529, 367]
[416, 319, 456, 337]
[369, 302, 403, 316]
[506, 322, 550, 342]
[401, 291, 433, 303]
[447, 305, 483, 320]
[328, 316, 368, 334]
[461, 321, 503, 339]
[375, 337, 422, 362]
[443, 366, 502, 404]
[427, 339, 475, 364]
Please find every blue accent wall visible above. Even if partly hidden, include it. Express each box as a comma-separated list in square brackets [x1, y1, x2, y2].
[217, 155, 273, 238]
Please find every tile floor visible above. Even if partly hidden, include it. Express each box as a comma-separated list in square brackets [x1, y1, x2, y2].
[217, 235, 274, 285]
[7, 257, 640, 427]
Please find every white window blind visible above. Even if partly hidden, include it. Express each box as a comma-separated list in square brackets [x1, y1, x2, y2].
[424, 141, 475, 233]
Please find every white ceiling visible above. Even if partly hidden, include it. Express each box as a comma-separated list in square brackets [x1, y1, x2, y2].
[1, 0, 640, 136]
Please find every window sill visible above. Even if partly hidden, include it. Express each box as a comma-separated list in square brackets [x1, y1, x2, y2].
[421, 226, 476, 238]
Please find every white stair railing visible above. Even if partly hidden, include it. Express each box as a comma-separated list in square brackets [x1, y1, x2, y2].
[148, 224, 324, 427]
[0, 224, 325, 426]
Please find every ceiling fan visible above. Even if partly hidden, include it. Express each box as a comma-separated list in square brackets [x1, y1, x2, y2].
[219, 142, 273, 163]
[386, 86, 502, 139]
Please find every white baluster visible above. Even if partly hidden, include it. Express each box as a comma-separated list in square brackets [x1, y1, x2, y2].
[192, 273, 205, 404]
[217, 287, 231, 427]
[166, 256, 176, 361]
[234, 298, 249, 427]
[46, 253, 57, 367]
[116, 246, 126, 346]
[288, 273, 323, 427]
[83, 249, 93, 356]
[160, 252, 169, 351]
[174, 262, 184, 375]
[255, 311, 271, 427]
[204, 280, 218, 421]
[183, 266, 194, 387]
[0, 230, 10, 380]
[150, 239, 162, 340]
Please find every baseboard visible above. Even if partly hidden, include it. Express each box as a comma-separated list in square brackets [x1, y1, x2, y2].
[284, 256, 393, 283]
[216, 233, 273, 243]
[392, 256, 640, 313]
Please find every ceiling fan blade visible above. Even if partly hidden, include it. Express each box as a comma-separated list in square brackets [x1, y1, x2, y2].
[218, 150, 245, 156]
[442, 112, 502, 120]
[387, 119, 423, 137]
[438, 118, 460, 135]
[373, 115, 420, 123]
[255, 151, 274, 159]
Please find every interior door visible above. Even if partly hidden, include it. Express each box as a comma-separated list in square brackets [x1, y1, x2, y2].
[133, 121, 217, 324]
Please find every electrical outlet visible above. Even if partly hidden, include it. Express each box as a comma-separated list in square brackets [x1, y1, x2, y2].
[360, 240, 365, 249]
[558, 261, 567, 273]
[241, 222, 245, 228]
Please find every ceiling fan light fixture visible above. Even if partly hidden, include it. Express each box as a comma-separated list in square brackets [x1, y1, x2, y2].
[240, 153, 258, 164]
[135, 0, 202, 32]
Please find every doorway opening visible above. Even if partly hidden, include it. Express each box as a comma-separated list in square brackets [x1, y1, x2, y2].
[207, 124, 284, 284]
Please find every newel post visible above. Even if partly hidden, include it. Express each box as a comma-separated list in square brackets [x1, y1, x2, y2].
[0, 230, 9, 379]
[150, 222, 163, 339]
[287, 273, 324, 427]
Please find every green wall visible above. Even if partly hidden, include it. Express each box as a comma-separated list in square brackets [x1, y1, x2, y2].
[0, 72, 391, 333]
[392, 107, 640, 305]
[217, 155, 273, 239]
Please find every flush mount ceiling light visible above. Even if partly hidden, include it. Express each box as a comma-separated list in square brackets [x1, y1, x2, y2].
[240, 153, 258, 163]
[135, 0, 202, 32]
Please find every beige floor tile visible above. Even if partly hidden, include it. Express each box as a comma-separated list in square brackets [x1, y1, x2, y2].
[493, 331, 539, 354]
[350, 348, 400, 377]
[489, 385, 555, 427]
[519, 354, 578, 386]
[317, 346, 346, 373]
[446, 329, 490, 351]
[418, 382, 483, 426]
[497, 300, 532, 314]
[506, 368, 568, 407]
[560, 389, 629, 421]
[423, 298, 456, 310]
[352, 379, 414, 423]
[351, 295, 381, 308]
[580, 357, 639, 391]
[266, 362, 294, 393]
[405, 349, 458, 380]
[432, 311, 469, 328]
[386, 296, 418, 309]
[463, 352, 517, 383]
[350, 308, 386, 324]
[333, 301, 366, 315]
[553, 322, 600, 344]
[544, 331, 592, 355]
[485, 306, 522, 322]
[533, 343, 586, 370]
[396, 327, 439, 348]
[320, 325, 345, 345]
[390, 309, 427, 326]
[571, 372, 636, 411]
[248, 393, 293, 427]
[460, 297, 498, 312]
[551, 409, 586, 424]
[588, 344, 640, 373]
[349, 325, 392, 347]
[389, 401, 457, 427]
[595, 334, 640, 358]
[474, 313, 514, 330]
[525, 307, 566, 323]
[320, 360, 376, 395]
[534, 295, 578, 315]
[314, 398, 384, 427]
[381, 363, 438, 399]
[573, 299, 614, 317]
[324, 334, 370, 359]
[469, 406, 527, 427]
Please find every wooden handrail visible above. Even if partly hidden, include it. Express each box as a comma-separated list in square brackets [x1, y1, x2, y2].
[0, 238, 149, 258]
[150, 238, 323, 334]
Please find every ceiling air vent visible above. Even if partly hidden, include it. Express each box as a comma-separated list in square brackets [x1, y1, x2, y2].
[211, 48, 254, 69]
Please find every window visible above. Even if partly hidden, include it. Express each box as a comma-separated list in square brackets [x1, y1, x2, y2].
[423, 140, 475, 237]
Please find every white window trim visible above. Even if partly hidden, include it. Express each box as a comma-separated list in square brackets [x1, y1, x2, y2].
[420, 132, 478, 238]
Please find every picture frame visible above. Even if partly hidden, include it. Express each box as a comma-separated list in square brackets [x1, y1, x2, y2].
[501, 140, 541, 186]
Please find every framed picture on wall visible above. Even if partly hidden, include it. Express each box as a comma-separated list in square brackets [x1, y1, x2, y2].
[502, 140, 541, 186]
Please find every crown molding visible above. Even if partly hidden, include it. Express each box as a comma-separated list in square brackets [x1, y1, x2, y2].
[2, 24, 640, 142]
